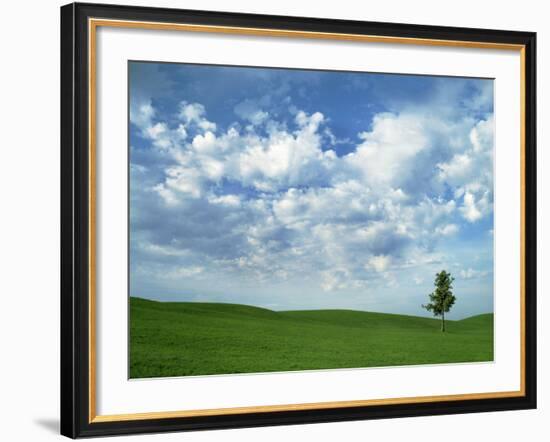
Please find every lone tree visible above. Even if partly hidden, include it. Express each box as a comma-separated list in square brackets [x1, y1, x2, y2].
[422, 270, 456, 332]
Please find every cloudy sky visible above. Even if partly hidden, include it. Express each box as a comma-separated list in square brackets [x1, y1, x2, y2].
[129, 61, 494, 319]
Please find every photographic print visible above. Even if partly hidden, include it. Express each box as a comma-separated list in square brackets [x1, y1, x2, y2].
[129, 62, 495, 379]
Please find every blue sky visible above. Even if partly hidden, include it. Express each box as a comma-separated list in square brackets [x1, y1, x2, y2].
[129, 61, 494, 319]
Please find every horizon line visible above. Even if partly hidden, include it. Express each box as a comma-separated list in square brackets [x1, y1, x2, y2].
[130, 295, 493, 321]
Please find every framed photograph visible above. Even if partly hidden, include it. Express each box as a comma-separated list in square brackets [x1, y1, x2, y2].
[60, 2, 536, 438]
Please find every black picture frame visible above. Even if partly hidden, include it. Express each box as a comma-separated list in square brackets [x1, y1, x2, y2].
[61, 2, 537, 438]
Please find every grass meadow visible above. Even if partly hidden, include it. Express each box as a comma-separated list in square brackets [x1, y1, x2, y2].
[129, 297, 493, 378]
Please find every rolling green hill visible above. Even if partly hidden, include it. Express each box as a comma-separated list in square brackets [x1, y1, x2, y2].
[130, 297, 493, 378]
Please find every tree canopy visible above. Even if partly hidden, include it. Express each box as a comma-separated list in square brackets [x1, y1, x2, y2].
[422, 270, 456, 332]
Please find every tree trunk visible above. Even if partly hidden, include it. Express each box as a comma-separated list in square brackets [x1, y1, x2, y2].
[441, 311, 446, 332]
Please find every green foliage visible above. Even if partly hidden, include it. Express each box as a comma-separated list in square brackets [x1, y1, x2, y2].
[422, 270, 457, 331]
[130, 297, 492, 378]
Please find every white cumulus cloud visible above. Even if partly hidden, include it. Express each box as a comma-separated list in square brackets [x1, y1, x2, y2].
[131, 91, 494, 298]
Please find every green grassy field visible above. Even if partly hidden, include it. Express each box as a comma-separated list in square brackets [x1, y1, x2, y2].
[130, 297, 493, 378]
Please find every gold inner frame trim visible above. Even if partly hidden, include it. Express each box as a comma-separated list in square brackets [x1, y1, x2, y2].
[88, 17, 527, 424]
